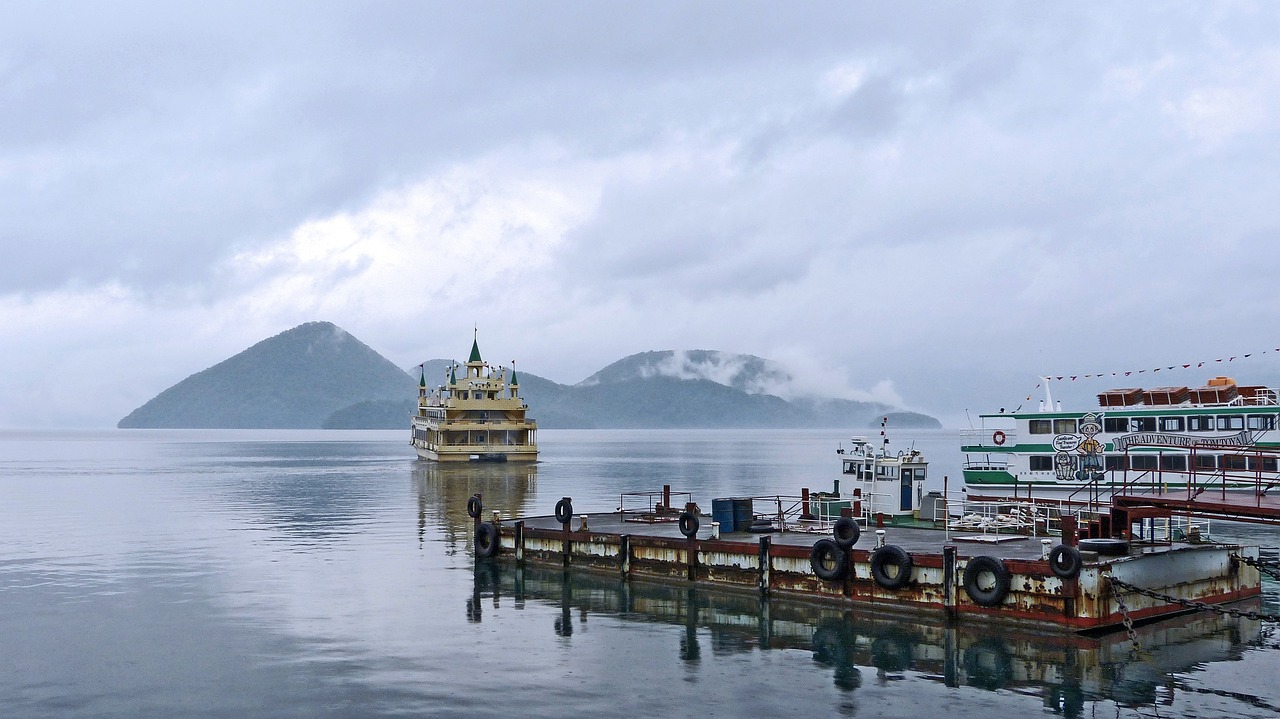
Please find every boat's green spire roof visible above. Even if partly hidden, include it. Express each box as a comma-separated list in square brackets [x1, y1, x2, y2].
[419, 366, 426, 388]
[510, 368, 519, 386]
[468, 335, 482, 363]
[449, 365, 457, 384]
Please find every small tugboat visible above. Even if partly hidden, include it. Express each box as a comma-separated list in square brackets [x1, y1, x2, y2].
[836, 434, 931, 522]
[410, 334, 538, 462]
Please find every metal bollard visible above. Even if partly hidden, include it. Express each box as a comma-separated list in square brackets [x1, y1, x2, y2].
[875, 529, 886, 548]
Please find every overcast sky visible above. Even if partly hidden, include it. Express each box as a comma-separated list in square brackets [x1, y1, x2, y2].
[4, 2, 1280, 428]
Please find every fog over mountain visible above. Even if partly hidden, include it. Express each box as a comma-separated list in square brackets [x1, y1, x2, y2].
[120, 323, 939, 429]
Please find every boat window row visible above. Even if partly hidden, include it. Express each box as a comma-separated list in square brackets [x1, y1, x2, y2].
[842, 461, 872, 480]
[840, 462, 899, 479]
[1027, 415, 1276, 435]
[1028, 454, 1278, 472]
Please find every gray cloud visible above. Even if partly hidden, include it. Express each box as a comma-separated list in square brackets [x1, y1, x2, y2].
[4, 2, 1280, 427]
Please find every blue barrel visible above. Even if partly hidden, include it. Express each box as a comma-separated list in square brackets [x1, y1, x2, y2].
[732, 497, 754, 531]
[711, 498, 735, 533]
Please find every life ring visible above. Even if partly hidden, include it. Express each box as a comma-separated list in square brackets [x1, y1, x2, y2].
[1048, 544, 1082, 579]
[992, 431, 1007, 446]
[833, 516, 861, 548]
[678, 511, 699, 538]
[474, 522, 500, 558]
[810, 538, 847, 581]
[870, 545, 913, 589]
[466, 495, 482, 519]
[1078, 538, 1129, 556]
[554, 497, 573, 525]
[963, 555, 1011, 607]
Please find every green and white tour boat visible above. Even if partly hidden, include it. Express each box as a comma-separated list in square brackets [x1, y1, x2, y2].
[962, 376, 1280, 497]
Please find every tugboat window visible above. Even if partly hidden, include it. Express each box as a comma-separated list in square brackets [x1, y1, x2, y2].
[1105, 455, 1127, 471]
[1053, 419, 1077, 434]
[1028, 420, 1051, 434]
[1159, 455, 1187, 471]
[1029, 456, 1054, 471]
[1159, 417, 1185, 432]
[1104, 417, 1129, 433]
[1195, 454, 1218, 469]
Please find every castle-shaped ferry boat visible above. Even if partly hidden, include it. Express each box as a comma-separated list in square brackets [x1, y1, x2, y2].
[410, 336, 538, 462]
[962, 376, 1280, 496]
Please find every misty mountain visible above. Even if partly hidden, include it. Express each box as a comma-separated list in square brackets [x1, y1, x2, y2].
[579, 350, 794, 396]
[118, 321, 416, 428]
[121, 324, 940, 429]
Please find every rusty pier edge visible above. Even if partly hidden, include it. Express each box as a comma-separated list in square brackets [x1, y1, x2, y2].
[488, 511, 1261, 634]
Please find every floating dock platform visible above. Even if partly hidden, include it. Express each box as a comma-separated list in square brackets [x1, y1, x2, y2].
[467, 495, 1262, 634]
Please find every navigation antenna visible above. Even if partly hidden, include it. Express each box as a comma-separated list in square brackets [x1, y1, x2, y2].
[1039, 376, 1060, 412]
[880, 416, 890, 456]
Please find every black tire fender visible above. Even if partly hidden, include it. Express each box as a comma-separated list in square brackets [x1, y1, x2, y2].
[869, 545, 913, 589]
[466, 495, 482, 520]
[963, 555, 1011, 607]
[833, 516, 861, 548]
[554, 497, 573, 525]
[810, 538, 847, 582]
[474, 521, 500, 558]
[679, 511, 699, 538]
[1048, 544, 1082, 579]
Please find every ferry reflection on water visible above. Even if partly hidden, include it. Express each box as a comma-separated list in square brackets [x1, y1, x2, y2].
[469, 560, 1264, 715]
[411, 461, 537, 548]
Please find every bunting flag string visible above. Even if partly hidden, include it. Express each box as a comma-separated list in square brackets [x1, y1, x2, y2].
[1025, 346, 1279, 400]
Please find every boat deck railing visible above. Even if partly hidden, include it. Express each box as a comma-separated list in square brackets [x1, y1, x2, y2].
[618, 489, 693, 517]
[1067, 446, 1280, 514]
[960, 427, 1017, 449]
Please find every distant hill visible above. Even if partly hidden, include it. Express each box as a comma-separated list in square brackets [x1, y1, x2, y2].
[118, 322, 416, 428]
[121, 326, 941, 429]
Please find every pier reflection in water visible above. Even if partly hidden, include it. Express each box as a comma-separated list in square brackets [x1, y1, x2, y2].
[470, 560, 1267, 717]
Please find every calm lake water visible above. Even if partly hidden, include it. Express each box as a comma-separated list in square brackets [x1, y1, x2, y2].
[3, 428, 1280, 718]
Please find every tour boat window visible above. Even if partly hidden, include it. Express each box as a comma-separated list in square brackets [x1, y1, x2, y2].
[1132, 417, 1157, 432]
[1188, 416, 1215, 432]
[1028, 420, 1051, 434]
[1105, 455, 1127, 471]
[1247, 415, 1276, 431]
[1217, 416, 1245, 431]
[1195, 455, 1218, 469]
[1159, 455, 1187, 471]
[1029, 456, 1053, 471]
[1158, 417, 1185, 432]
[1131, 455, 1158, 470]
[1053, 419, 1077, 434]
[1103, 417, 1129, 433]
[1222, 455, 1248, 470]
[1248, 457, 1279, 472]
